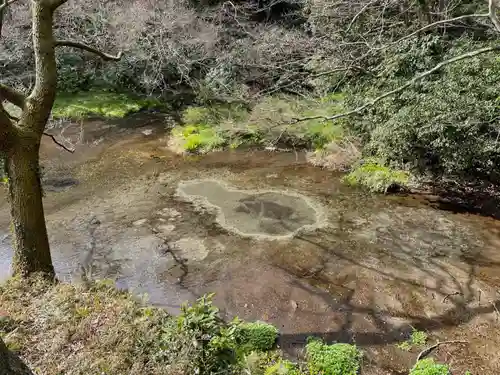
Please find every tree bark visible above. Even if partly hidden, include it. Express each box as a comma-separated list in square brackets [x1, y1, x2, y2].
[6, 133, 54, 278]
[0, 337, 34, 375]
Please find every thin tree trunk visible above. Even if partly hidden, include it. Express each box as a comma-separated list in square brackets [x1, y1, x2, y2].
[6, 135, 54, 278]
[0, 337, 34, 375]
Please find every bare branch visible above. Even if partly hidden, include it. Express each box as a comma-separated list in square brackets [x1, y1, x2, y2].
[42, 132, 75, 153]
[0, 0, 20, 38]
[0, 84, 26, 109]
[54, 40, 123, 61]
[292, 45, 500, 123]
[415, 340, 468, 362]
[489, 0, 500, 32]
[387, 12, 491, 48]
[346, 0, 379, 33]
[0, 0, 19, 12]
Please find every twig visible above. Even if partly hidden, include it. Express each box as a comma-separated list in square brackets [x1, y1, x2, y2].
[416, 340, 468, 362]
[442, 291, 463, 303]
[43, 132, 75, 153]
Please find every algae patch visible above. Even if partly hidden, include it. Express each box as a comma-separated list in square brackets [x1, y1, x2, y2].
[176, 179, 327, 239]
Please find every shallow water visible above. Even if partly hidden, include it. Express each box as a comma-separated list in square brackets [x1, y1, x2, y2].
[1, 116, 500, 373]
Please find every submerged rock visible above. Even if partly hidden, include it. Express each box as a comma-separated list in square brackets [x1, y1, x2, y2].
[176, 179, 327, 239]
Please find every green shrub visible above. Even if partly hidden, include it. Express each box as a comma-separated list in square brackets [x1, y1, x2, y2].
[343, 158, 409, 193]
[234, 321, 279, 352]
[410, 359, 450, 375]
[305, 339, 361, 375]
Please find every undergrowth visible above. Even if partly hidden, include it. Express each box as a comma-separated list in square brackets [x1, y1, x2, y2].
[0, 276, 473, 374]
[169, 95, 347, 154]
[343, 157, 410, 193]
[51, 91, 161, 119]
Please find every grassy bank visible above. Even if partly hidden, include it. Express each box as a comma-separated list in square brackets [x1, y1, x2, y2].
[0, 276, 462, 375]
[44, 90, 410, 194]
[51, 91, 162, 119]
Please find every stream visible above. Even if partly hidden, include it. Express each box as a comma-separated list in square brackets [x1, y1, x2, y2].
[1, 113, 500, 373]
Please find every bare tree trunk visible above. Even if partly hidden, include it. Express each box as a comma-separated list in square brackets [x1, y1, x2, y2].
[0, 337, 34, 375]
[0, 0, 121, 279]
[6, 134, 54, 278]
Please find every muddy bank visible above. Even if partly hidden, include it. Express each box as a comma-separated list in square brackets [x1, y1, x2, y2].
[0, 117, 500, 374]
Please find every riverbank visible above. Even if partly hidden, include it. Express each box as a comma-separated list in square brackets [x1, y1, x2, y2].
[0, 275, 284, 375]
[0, 276, 469, 375]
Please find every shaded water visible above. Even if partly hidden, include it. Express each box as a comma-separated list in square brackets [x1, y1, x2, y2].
[1, 115, 500, 373]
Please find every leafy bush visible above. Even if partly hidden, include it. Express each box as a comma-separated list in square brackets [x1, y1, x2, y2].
[234, 321, 279, 352]
[344, 37, 500, 180]
[343, 158, 409, 193]
[410, 359, 450, 375]
[305, 339, 361, 375]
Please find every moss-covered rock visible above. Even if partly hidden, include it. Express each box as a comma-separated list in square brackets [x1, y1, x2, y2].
[343, 158, 409, 193]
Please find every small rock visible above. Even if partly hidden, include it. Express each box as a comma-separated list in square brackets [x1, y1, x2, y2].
[142, 129, 153, 136]
[290, 300, 298, 311]
[133, 219, 148, 226]
[157, 224, 175, 234]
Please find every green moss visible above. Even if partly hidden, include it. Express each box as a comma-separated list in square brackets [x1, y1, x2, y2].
[235, 321, 279, 352]
[51, 91, 161, 119]
[343, 158, 409, 193]
[172, 124, 226, 153]
[306, 339, 361, 375]
[264, 359, 302, 375]
[410, 359, 450, 375]
[173, 104, 251, 153]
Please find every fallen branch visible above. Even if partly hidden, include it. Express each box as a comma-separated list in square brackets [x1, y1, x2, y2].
[291, 45, 500, 123]
[416, 340, 468, 362]
[42, 132, 75, 153]
[54, 40, 123, 61]
[442, 291, 463, 303]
